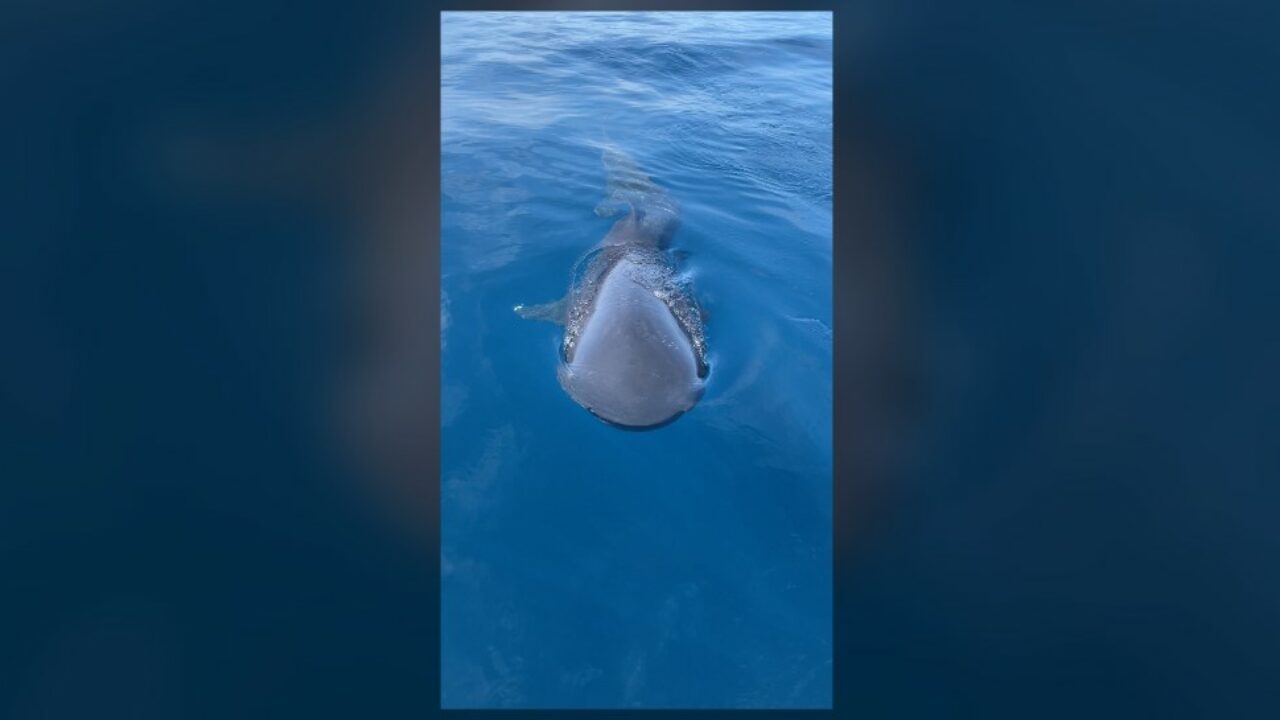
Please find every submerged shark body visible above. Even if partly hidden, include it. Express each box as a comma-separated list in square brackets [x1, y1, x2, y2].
[516, 145, 708, 429]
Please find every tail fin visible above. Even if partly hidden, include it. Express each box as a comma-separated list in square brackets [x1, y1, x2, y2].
[595, 142, 680, 244]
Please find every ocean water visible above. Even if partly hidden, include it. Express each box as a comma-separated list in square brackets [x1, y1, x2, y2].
[441, 12, 832, 709]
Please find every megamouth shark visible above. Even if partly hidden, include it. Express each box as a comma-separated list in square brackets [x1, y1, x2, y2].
[515, 144, 709, 429]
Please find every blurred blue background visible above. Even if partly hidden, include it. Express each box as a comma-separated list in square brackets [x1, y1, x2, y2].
[4, 1, 1278, 718]
[441, 12, 831, 708]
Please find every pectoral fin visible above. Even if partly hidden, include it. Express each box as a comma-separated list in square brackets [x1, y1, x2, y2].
[513, 297, 568, 324]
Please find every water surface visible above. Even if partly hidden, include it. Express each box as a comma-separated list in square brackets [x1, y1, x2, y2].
[441, 11, 832, 708]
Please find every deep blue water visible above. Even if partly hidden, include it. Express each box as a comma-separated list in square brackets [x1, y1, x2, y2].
[441, 12, 832, 709]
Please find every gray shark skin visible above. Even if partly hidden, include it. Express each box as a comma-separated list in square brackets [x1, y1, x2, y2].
[516, 145, 708, 429]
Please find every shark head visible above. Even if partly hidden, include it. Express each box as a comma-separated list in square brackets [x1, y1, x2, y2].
[558, 257, 704, 429]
